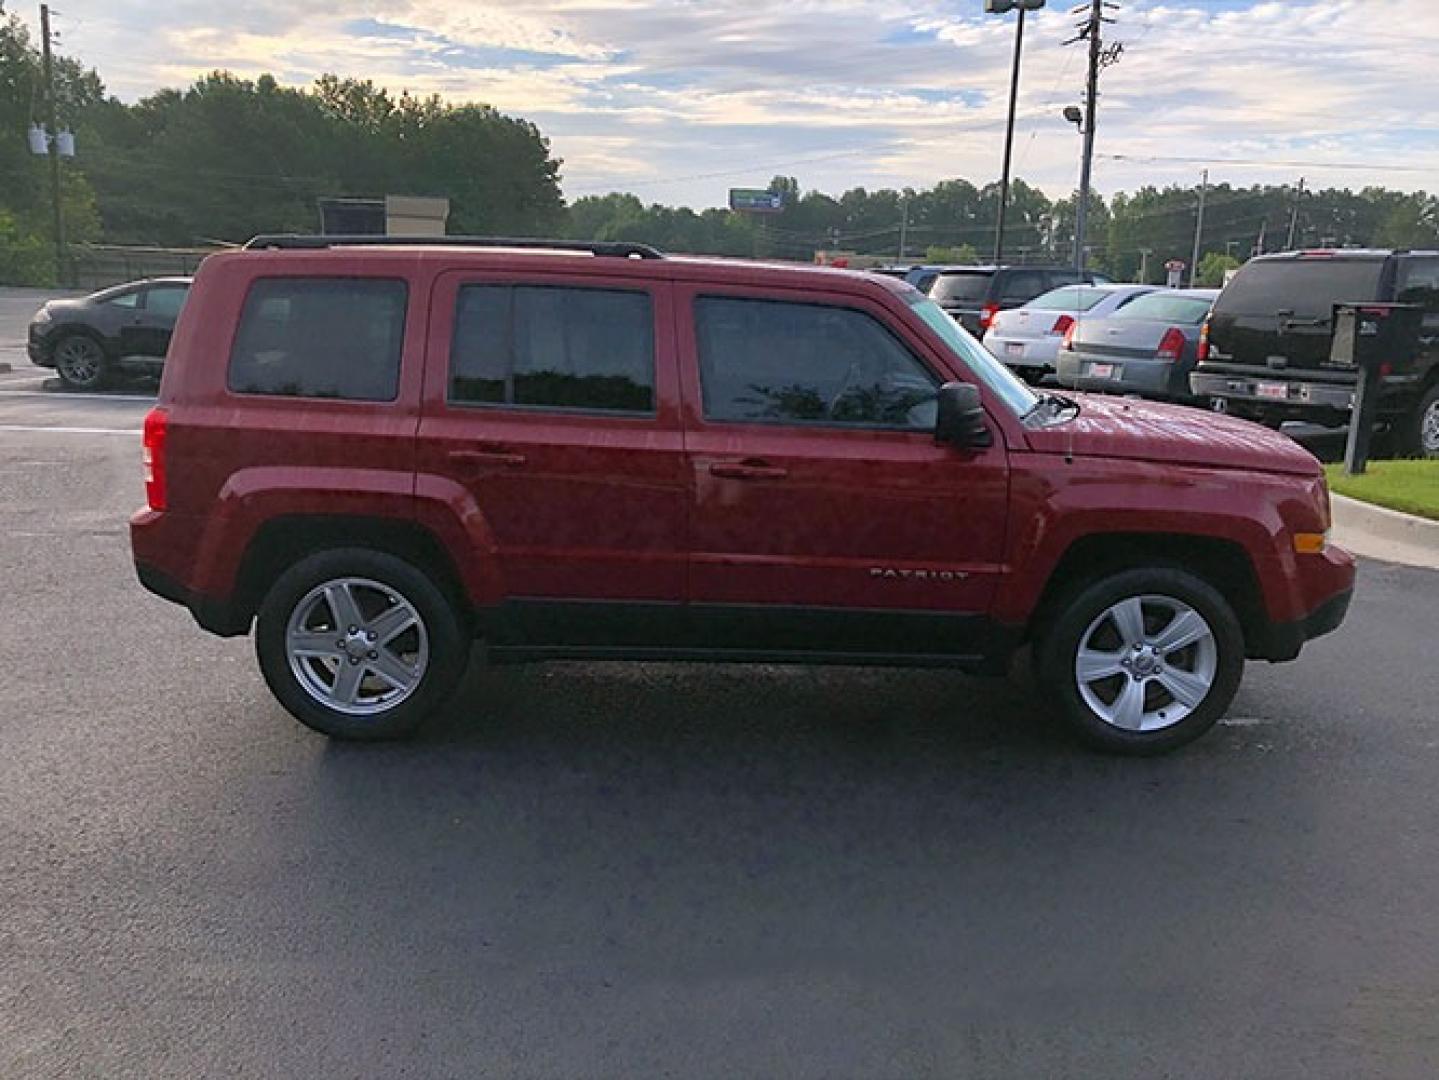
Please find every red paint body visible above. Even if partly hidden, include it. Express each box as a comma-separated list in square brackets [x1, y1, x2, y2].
[131, 247, 1354, 664]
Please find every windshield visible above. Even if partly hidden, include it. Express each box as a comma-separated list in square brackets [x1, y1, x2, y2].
[1027, 286, 1108, 312]
[1113, 292, 1216, 324]
[908, 296, 1039, 416]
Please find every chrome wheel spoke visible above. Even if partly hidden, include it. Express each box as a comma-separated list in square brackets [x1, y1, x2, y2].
[324, 583, 364, 632]
[1076, 647, 1125, 682]
[1151, 609, 1211, 653]
[368, 603, 417, 646]
[369, 649, 419, 691]
[1156, 667, 1210, 709]
[1109, 678, 1147, 731]
[1108, 597, 1146, 646]
[330, 658, 365, 705]
[290, 630, 342, 657]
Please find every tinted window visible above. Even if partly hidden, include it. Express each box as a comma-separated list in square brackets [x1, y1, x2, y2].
[999, 270, 1045, 303]
[144, 285, 188, 319]
[1026, 286, 1108, 312]
[228, 278, 406, 401]
[1214, 258, 1384, 319]
[930, 272, 991, 304]
[1113, 292, 1216, 324]
[1397, 258, 1439, 312]
[695, 296, 938, 428]
[105, 291, 139, 309]
[450, 285, 654, 413]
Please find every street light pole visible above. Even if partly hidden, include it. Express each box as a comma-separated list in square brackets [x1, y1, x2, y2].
[40, 3, 66, 284]
[985, 0, 1045, 266]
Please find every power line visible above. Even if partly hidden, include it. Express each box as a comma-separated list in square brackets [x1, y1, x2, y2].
[1099, 153, 1434, 174]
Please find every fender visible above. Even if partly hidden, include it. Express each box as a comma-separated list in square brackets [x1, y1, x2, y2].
[995, 454, 1317, 626]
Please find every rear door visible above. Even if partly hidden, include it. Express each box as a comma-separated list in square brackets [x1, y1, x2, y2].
[675, 283, 1010, 659]
[1208, 255, 1385, 371]
[416, 270, 688, 643]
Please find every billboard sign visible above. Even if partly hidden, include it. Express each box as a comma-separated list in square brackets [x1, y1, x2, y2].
[729, 188, 784, 214]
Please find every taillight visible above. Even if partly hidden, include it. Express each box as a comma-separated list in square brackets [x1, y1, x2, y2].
[1050, 314, 1075, 337]
[142, 407, 168, 511]
[1061, 320, 1077, 351]
[979, 302, 1001, 331]
[1196, 318, 1211, 362]
[1156, 327, 1187, 361]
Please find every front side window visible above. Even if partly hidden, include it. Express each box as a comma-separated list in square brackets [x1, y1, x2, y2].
[228, 278, 406, 401]
[449, 285, 654, 413]
[105, 291, 140, 309]
[695, 296, 938, 429]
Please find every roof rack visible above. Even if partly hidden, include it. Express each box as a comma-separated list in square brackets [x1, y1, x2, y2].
[242, 234, 664, 259]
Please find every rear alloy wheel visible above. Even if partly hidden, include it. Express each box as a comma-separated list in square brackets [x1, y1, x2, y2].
[256, 549, 468, 739]
[1405, 382, 1439, 459]
[1039, 567, 1244, 755]
[52, 333, 108, 390]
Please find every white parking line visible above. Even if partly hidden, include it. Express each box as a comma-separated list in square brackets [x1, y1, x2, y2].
[0, 424, 141, 435]
[0, 389, 156, 402]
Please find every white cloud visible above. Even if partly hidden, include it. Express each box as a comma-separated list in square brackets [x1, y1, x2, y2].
[24, 0, 1439, 207]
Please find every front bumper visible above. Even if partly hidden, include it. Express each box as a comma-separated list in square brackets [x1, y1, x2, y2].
[27, 325, 55, 367]
[1254, 585, 1353, 663]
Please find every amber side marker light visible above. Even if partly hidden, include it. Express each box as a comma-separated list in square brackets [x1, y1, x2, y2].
[1293, 532, 1327, 554]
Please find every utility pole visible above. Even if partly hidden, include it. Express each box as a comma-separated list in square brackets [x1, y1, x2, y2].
[1285, 176, 1305, 250]
[1068, 0, 1119, 271]
[1138, 246, 1152, 283]
[40, 3, 66, 284]
[897, 196, 909, 262]
[1189, 168, 1208, 288]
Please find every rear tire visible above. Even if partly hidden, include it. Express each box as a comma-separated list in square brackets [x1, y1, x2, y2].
[1037, 567, 1244, 755]
[255, 548, 469, 739]
[52, 333, 108, 390]
[1400, 381, 1439, 459]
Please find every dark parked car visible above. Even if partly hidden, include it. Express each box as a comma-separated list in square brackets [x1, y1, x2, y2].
[1189, 249, 1438, 456]
[929, 265, 1112, 337]
[1057, 289, 1219, 400]
[27, 277, 191, 389]
[130, 235, 1353, 755]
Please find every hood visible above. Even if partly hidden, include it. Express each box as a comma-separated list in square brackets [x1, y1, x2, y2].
[36, 298, 87, 319]
[1023, 393, 1321, 476]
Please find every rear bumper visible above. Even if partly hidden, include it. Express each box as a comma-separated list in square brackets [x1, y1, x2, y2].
[986, 335, 1059, 371]
[135, 560, 251, 637]
[131, 507, 250, 637]
[1057, 351, 1190, 398]
[1190, 370, 1353, 412]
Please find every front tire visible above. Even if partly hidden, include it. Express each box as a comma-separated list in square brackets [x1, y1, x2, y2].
[52, 333, 108, 390]
[1037, 567, 1244, 755]
[255, 548, 469, 739]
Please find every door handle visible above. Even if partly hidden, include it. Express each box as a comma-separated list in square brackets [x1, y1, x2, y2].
[709, 461, 788, 480]
[448, 448, 527, 468]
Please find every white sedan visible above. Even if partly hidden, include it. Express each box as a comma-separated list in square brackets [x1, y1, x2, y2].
[983, 283, 1158, 383]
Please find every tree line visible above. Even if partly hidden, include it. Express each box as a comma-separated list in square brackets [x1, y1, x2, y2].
[3, 1, 1436, 287]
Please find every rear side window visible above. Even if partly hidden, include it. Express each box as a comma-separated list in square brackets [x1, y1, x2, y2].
[999, 270, 1045, 303]
[228, 278, 406, 401]
[1397, 259, 1439, 312]
[1214, 258, 1384, 319]
[930, 272, 991, 304]
[694, 296, 938, 429]
[449, 285, 654, 413]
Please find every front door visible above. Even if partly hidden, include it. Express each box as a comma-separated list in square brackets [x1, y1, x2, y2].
[675, 285, 1010, 660]
[416, 270, 688, 648]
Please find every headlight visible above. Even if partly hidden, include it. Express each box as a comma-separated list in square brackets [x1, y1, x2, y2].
[33, 306, 52, 324]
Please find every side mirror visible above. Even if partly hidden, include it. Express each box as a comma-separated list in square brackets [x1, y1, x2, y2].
[935, 382, 992, 449]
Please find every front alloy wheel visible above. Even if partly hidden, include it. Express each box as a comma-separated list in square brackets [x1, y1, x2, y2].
[1040, 567, 1244, 755]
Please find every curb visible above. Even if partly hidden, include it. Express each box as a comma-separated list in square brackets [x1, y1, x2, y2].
[1331, 493, 1439, 571]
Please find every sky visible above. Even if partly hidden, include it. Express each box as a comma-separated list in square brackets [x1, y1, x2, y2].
[22, 0, 1439, 208]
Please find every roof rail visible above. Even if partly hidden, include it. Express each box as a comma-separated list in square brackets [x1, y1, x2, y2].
[242, 234, 664, 259]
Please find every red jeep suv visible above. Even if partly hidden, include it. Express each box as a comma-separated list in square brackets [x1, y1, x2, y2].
[130, 236, 1355, 754]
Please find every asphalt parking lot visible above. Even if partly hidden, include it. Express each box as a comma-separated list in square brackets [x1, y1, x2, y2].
[2, 290, 1438, 1078]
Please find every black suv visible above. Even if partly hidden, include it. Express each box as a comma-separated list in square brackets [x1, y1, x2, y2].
[1190, 250, 1438, 457]
[929, 265, 1111, 337]
[27, 277, 192, 389]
